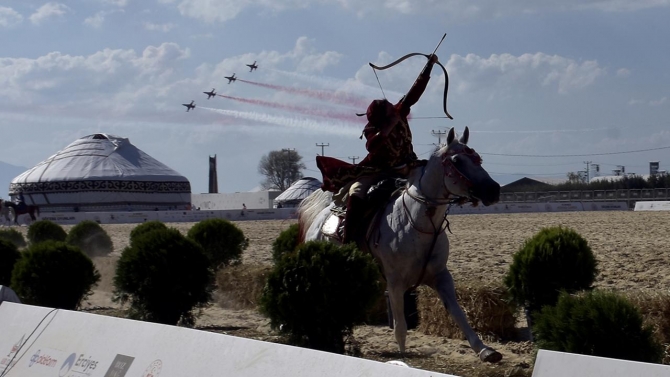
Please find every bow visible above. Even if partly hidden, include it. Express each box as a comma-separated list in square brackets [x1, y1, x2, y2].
[369, 34, 453, 120]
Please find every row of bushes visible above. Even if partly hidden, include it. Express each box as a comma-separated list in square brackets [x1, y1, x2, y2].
[0, 220, 113, 257]
[0, 219, 249, 324]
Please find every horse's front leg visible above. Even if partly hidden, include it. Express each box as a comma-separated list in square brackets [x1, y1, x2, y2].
[386, 283, 408, 353]
[430, 268, 502, 363]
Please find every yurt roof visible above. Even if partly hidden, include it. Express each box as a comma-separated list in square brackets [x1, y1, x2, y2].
[12, 133, 188, 184]
[274, 177, 322, 202]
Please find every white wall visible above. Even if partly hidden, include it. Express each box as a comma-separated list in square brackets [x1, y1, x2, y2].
[192, 191, 281, 210]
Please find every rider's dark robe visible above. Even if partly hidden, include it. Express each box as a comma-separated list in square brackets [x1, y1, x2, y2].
[316, 64, 434, 193]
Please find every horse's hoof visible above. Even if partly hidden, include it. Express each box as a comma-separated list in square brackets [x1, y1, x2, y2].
[479, 347, 502, 363]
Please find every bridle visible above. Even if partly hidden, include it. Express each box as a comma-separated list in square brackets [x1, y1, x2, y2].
[398, 143, 483, 289]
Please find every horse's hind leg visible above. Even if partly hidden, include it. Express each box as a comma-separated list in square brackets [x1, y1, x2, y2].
[430, 269, 502, 363]
[387, 284, 408, 353]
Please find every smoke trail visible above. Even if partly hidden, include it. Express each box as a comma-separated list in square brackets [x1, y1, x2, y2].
[218, 94, 360, 123]
[467, 127, 616, 134]
[237, 79, 370, 108]
[199, 106, 360, 137]
[267, 68, 402, 100]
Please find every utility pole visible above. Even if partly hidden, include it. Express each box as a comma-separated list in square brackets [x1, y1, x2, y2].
[583, 161, 592, 183]
[431, 130, 447, 145]
[315, 142, 329, 156]
[282, 148, 296, 190]
[348, 156, 359, 164]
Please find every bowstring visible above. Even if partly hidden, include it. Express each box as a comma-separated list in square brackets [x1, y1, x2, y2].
[372, 67, 386, 99]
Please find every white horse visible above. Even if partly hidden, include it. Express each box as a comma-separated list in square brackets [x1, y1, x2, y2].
[298, 127, 503, 362]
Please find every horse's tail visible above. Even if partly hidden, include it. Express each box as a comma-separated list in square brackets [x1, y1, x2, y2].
[298, 189, 332, 243]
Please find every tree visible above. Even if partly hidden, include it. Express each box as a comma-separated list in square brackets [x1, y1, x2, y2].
[566, 171, 584, 184]
[258, 149, 306, 191]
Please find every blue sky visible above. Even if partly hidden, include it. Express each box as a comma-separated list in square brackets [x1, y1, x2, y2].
[1, 0, 669, 194]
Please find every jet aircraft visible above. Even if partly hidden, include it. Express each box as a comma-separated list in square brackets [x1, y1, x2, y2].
[225, 73, 237, 84]
[203, 88, 216, 99]
[246, 61, 258, 72]
[182, 100, 195, 112]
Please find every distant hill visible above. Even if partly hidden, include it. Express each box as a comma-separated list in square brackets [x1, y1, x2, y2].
[0, 161, 28, 199]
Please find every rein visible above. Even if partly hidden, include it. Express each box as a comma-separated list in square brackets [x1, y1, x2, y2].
[400, 163, 461, 290]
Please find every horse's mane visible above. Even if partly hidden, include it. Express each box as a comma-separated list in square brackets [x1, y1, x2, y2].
[297, 189, 332, 242]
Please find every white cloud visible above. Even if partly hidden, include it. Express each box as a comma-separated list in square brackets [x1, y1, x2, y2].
[160, 0, 670, 23]
[616, 68, 631, 78]
[84, 12, 106, 28]
[103, 0, 129, 6]
[628, 96, 668, 106]
[29, 2, 69, 25]
[445, 52, 606, 95]
[336, 0, 670, 17]
[144, 22, 176, 32]
[0, 6, 23, 27]
[0, 43, 190, 109]
[162, 0, 315, 22]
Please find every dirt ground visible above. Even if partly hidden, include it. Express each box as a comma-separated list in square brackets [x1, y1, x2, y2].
[19, 211, 670, 377]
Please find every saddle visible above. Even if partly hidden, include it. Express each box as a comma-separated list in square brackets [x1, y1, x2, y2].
[322, 178, 407, 244]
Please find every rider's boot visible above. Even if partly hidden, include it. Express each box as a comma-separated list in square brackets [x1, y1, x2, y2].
[342, 195, 366, 244]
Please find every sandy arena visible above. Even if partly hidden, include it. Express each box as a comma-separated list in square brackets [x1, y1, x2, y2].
[15, 210, 670, 377]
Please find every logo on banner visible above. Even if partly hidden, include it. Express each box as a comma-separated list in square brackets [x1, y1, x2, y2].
[59, 352, 100, 377]
[28, 349, 58, 368]
[1, 334, 25, 370]
[140, 359, 162, 377]
[59, 353, 76, 376]
[102, 354, 134, 377]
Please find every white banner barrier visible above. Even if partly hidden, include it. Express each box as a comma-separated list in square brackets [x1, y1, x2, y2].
[541, 202, 584, 212]
[0, 302, 458, 377]
[9, 201, 632, 226]
[584, 202, 629, 211]
[24, 208, 298, 226]
[451, 202, 627, 215]
[634, 201, 670, 211]
[533, 349, 670, 377]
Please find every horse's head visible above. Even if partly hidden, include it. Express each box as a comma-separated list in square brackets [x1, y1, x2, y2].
[439, 127, 500, 206]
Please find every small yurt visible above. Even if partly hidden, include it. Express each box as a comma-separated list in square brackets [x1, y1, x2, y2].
[9, 134, 191, 212]
[273, 177, 322, 208]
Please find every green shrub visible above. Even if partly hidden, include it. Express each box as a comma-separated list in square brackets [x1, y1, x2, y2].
[534, 291, 663, 363]
[0, 239, 20, 286]
[11, 241, 100, 309]
[0, 228, 26, 248]
[271, 223, 300, 263]
[129, 221, 168, 245]
[260, 241, 382, 353]
[66, 220, 114, 257]
[504, 226, 597, 315]
[114, 227, 214, 326]
[27, 220, 67, 245]
[187, 218, 248, 269]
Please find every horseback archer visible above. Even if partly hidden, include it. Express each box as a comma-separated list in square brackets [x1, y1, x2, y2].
[315, 34, 453, 244]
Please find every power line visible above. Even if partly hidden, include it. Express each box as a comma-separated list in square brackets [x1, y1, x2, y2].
[480, 145, 670, 158]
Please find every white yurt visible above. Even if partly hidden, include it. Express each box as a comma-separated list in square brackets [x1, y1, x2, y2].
[9, 134, 191, 212]
[273, 177, 322, 208]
